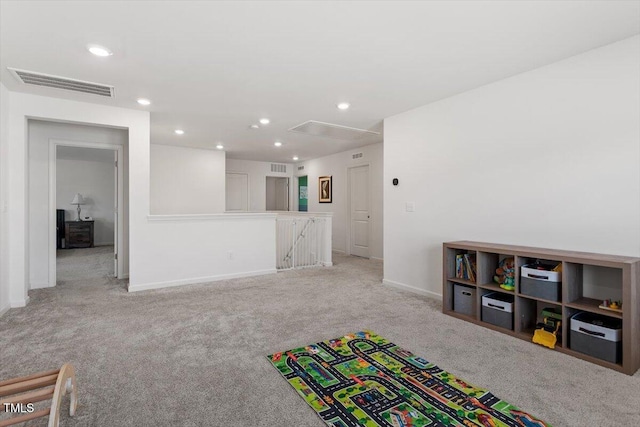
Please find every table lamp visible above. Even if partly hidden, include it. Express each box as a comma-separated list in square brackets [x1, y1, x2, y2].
[70, 193, 85, 221]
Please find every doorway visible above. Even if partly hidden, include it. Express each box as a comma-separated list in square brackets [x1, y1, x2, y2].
[297, 176, 308, 212]
[50, 140, 124, 285]
[266, 177, 289, 211]
[348, 164, 370, 258]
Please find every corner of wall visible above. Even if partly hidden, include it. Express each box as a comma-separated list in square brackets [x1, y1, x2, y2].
[382, 278, 442, 301]
[9, 296, 29, 309]
[0, 82, 10, 315]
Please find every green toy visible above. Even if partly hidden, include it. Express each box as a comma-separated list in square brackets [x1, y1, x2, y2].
[494, 257, 515, 291]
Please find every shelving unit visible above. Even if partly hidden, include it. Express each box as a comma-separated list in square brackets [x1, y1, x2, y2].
[442, 241, 640, 375]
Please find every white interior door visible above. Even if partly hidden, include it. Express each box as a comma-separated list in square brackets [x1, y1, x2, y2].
[226, 173, 249, 211]
[113, 151, 118, 276]
[349, 165, 370, 258]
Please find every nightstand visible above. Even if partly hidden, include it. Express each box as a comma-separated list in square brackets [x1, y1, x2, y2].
[65, 221, 94, 249]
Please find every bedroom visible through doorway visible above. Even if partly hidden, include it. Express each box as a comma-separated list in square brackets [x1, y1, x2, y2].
[54, 144, 120, 284]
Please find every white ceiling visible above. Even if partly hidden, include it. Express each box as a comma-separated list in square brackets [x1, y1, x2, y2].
[1, 1, 638, 163]
[57, 146, 115, 164]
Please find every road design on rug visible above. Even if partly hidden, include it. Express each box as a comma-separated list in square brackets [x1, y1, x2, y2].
[267, 331, 550, 427]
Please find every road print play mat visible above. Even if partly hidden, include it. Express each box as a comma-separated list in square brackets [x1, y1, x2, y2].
[268, 331, 550, 427]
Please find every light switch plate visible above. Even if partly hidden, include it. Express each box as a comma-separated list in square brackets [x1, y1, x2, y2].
[406, 202, 415, 212]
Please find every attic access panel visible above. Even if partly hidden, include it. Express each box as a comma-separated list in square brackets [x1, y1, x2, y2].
[288, 120, 379, 141]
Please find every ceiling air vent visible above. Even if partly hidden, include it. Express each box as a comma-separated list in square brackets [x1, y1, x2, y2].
[8, 68, 115, 97]
[289, 120, 379, 141]
[297, 166, 305, 171]
[352, 152, 364, 160]
[271, 163, 287, 173]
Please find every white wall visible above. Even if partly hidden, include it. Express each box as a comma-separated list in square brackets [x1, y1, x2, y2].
[4, 91, 276, 304]
[28, 120, 128, 289]
[0, 83, 10, 316]
[295, 143, 383, 259]
[129, 213, 276, 291]
[225, 158, 293, 211]
[56, 155, 115, 245]
[383, 36, 640, 298]
[151, 145, 226, 214]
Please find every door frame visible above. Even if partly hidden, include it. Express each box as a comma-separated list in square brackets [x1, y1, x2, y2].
[265, 176, 290, 211]
[346, 163, 372, 258]
[48, 139, 125, 285]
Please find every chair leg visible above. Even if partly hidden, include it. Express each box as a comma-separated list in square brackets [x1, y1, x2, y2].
[65, 376, 77, 416]
[48, 364, 77, 427]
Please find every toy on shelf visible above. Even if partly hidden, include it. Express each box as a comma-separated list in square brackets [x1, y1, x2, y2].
[532, 307, 562, 349]
[599, 299, 623, 313]
[494, 257, 515, 291]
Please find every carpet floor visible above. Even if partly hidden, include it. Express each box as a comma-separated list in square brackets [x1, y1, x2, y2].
[1, 249, 639, 426]
[56, 245, 115, 283]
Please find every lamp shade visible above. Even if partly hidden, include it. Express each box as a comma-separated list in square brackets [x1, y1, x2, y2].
[70, 193, 85, 205]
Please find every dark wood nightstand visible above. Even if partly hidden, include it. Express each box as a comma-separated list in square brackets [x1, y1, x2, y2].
[65, 221, 94, 249]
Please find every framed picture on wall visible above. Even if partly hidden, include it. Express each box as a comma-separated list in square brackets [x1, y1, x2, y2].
[319, 176, 332, 203]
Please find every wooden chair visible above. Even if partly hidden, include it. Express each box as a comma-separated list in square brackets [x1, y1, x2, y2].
[0, 364, 77, 427]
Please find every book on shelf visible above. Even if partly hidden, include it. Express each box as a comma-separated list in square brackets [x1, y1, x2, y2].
[455, 253, 477, 282]
[464, 254, 476, 282]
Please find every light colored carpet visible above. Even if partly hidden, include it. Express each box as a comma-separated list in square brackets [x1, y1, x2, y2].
[56, 245, 115, 283]
[1, 249, 639, 426]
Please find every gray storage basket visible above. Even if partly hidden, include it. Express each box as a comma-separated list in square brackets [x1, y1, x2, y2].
[453, 284, 476, 317]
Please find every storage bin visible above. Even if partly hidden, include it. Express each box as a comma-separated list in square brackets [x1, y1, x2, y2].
[570, 312, 622, 364]
[481, 292, 514, 330]
[520, 263, 561, 302]
[453, 284, 476, 317]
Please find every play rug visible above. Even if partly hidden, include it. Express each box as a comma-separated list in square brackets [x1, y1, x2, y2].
[267, 331, 550, 427]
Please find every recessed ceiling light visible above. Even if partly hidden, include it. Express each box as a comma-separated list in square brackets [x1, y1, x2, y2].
[174, 129, 185, 135]
[87, 45, 113, 57]
[250, 124, 260, 129]
[337, 102, 350, 110]
[216, 144, 224, 150]
[274, 141, 282, 147]
[137, 98, 151, 106]
[293, 156, 299, 161]
[259, 118, 270, 125]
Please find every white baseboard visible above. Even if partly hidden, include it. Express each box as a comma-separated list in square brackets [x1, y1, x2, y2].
[10, 296, 30, 308]
[30, 282, 54, 290]
[0, 304, 10, 317]
[128, 269, 277, 293]
[382, 279, 442, 301]
[332, 249, 346, 255]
